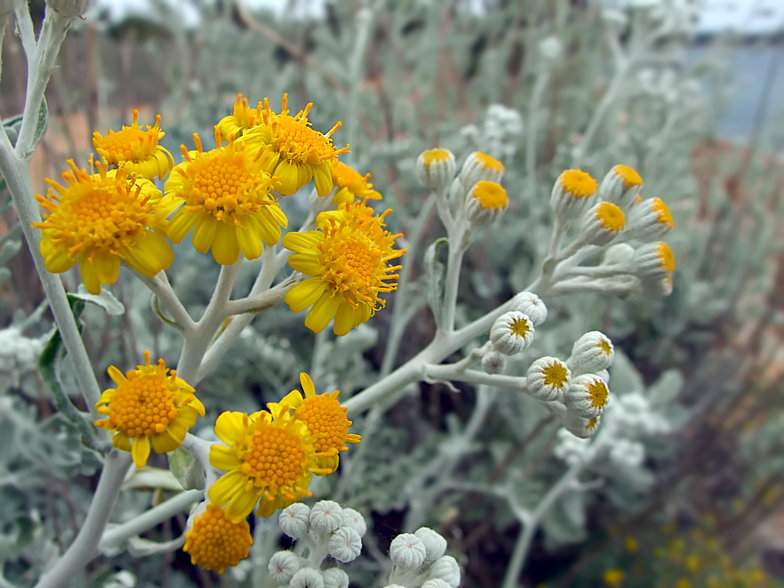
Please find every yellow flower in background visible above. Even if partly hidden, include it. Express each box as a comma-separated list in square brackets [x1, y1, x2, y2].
[603, 569, 625, 586]
[239, 94, 349, 197]
[330, 159, 382, 205]
[33, 159, 174, 295]
[208, 406, 330, 521]
[92, 110, 174, 180]
[282, 200, 406, 336]
[95, 352, 205, 468]
[274, 372, 361, 474]
[162, 129, 287, 265]
[183, 503, 253, 573]
[216, 94, 264, 141]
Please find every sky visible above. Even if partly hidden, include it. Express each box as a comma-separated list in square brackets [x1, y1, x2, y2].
[88, 0, 784, 35]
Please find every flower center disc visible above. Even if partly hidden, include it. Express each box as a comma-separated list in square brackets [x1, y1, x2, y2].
[473, 180, 508, 210]
[242, 427, 306, 486]
[97, 128, 153, 163]
[588, 380, 609, 409]
[109, 374, 178, 437]
[510, 318, 530, 338]
[542, 363, 569, 388]
[561, 170, 597, 198]
[275, 115, 335, 163]
[296, 396, 349, 454]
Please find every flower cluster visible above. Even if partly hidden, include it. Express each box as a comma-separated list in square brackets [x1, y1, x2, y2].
[385, 527, 460, 588]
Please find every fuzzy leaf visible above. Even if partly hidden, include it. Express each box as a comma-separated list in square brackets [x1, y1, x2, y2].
[424, 237, 448, 329]
[168, 447, 205, 491]
[69, 285, 126, 316]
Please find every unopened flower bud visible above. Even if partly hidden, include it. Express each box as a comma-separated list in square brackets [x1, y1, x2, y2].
[598, 164, 643, 211]
[415, 527, 448, 562]
[527, 357, 570, 402]
[633, 242, 675, 282]
[639, 275, 673, 299]
[279, 503, 311, 539]
[465, 180, 508, 227]
[538, 36, 563, 63]
[309, 501, 343, 535]
[567, 331, 614, 375]
[564, 374, 610, 419]
[289, 568, 325, 588]
[328, 527, 362, 563]
[340, 507, 367, 537]
[45, 0, 91, 17]
[596, 369, 610, 383]
[417, 149, 456, 194]
[459, 151, 505, 188]
[625, 197, 674, 241]
[563, 412, 601, 439]
[579, 202, 626, 246]
[482, 349, 506, 375]
[551, 169, 599, 222]
[603, 243, 635, 266]
[428, 555, 461, 587]
[511, 291, 548, 326]
[322, 568, 350, 588]
[490, 311, 535, 355]
[268, 551, 301, 584]
[390, 533, 427, 570]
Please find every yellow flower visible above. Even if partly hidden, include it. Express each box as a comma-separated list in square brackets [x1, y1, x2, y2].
[561, 169, 599, 198]
[162, 129, 287, 265]
[275, 372, 361, 474]
[603, 569, 625, 586]
[95, 352, 205, 468]
[92, 110, 174, 180]
[330, 159, 382, 205]
[33, 159, 174, 295]
[282, 200, 406, 336]
[216, 94, 264, 141]
[239, 94, 349, 197]
[183, 503, 253, 573]
[208, 406, 330, 522]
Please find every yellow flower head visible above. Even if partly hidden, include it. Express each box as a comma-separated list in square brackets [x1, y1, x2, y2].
[208, 406, 330, 522]
[603, 569, 625, 586]
[614, 164, 643, 191]
[471, 180, 509, 210]
[656, 242, 676, 274]
[33, 159, 174, 295]
[92, 110, 175, 181]
[183, 503, 253, 573]
[275, 372, 361, 474]
[282, 200, 406, 336]
[240, 94, 349, 197]
[216, 94, 264, 141]
[162, 128, 288, 265]
[650, 198, 674, 229]
[330, 159, 382, 205]
[95, 351, 205, 468]
[561, 169, 598, 199]
[595, 202, 626, 232]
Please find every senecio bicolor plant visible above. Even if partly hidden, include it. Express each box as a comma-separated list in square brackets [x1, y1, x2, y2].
[0, 1, 684, 586]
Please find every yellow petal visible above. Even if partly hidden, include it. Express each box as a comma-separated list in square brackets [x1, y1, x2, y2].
[256, 209, 282, 247]
[210, 445, 243, 471]
[113, 431, 132, 452]
[299, 373, 315, 397]
[332, 187, 353, 206]
[274, 160, 301, 195]
[265, 204, 288, 228]
[214, 411, 247, 445]
[78, 255, 101, 295]
[107, 365, 126, 386]
[333, 301, 357, 336]
[304, 291, 341, 333]
[168, 406, 198, 441]
[313, 163, 333, 197]
[279, 390, 304, 408]
[40, 237, 76, 273]
[282, 231, 321, 254]
[93, 250, 121, 286]
[122, 230, 174, 277]
[285, 278, 326, 313]
[211, 222, 240, 265]
[192, 213, 218, 253]
[208, 469, 245, 508]
[225, 487, 259, 524]
[131, 436, 151, 468]
[151, 430, 182, 454]
[167, 209, 196, 244]
[288, 253, 321, 276]
[237, 223, 263, 261]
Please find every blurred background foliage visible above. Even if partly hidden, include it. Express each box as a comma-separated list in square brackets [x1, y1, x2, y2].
[2, 0, 784, 586]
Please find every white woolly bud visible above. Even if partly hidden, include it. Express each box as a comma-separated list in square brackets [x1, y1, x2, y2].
[417, 149, 456, 194]
[428, 555, 461, 588]
[596, 369, 610, 384]
[511, 292, 548, 326]
[490, 312, 535, 356]
[328, 527, 362, 563]
[597, 164, 643, 211]
[340, 508, 367, 537]
[526, 357, 570, 402]
[422, 581, 452, 588]
[578, 202, 626, 247]
[268, 551, 301, 584]
[538, 36, 563, 63]
[45, 0, 91, 17]
[602, 243, 635, 266]
[309, 501, 343, 535]
[289, 568, 325, 588]
[564, 374, 610, 419]
[415, 527, 448, 562]
[482, 349, 506, 375]
[382, 585, 407, 588]
[389, 533, 427, 570]
[279, 503, 311, 539]
[625, 197, 674, 241]
[465, 180, 508, 227]
[639, 275, 673, 299]
[458, 151, 505, 188]
[322, 568, 350, 588]
[563, 411, 601, 439]
[567, 331, 615, 376]
[550, 169, 598, 222]
[633, 242, 675, 282]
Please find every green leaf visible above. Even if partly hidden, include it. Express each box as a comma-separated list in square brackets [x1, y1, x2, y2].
[424, 237, 448, 329]
[168, 447, 205, 491]
[68, 284, 126, 316]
